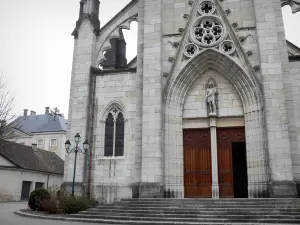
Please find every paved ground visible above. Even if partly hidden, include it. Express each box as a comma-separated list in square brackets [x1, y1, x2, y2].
[0, 202, 101, 225]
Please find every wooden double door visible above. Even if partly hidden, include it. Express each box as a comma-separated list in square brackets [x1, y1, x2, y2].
[184, 127, 247, 198]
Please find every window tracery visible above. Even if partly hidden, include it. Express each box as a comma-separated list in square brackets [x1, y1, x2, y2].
[184, 44, 199, 58]
[104, 105, 125, 157]
[199, 1, 216, 15]
[220, 40, 235, 55]
[192, 16, 225, 47]
[185, 0, 237, 59]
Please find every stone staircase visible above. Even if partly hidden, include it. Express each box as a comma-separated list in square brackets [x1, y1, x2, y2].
[69, 198, 300, 224]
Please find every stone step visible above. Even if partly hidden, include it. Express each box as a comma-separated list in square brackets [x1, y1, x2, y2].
[118, 201, 300, 206]
[117, 199, 299, 202]
[62, 217, 292, 225]
[121, 198, 300, 202]
[67, 199, 300, 224]
[114, 202, 299, 207]
[86, 208, 300, 215]
[117, 200, 300, 204]
[66, 214, 300, 224]
[95, 205, 300, 210]
[79, 211, 300, 219]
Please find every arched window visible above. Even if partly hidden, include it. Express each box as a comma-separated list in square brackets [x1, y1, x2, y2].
[104, 107, 125, 157]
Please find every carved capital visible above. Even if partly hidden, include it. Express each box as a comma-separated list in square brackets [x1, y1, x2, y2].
[281, 0, 300, 13]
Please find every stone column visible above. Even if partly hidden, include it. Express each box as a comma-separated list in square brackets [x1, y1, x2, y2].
[139, 0, 163, 198]
[132, 0, 144, 198]
[63, 21, 96, 196]
[209, 116, 219, 199]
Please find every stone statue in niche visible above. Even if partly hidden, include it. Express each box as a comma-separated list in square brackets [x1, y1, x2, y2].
[205, 78, 218, 116]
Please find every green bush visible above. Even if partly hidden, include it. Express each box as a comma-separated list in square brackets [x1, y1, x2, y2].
[84, 198, 99, 208]
[29, 186, 98, 214]
[40, 199, 58, 214]
[28, 189, 51, 211]
[60, 197, 88, 214]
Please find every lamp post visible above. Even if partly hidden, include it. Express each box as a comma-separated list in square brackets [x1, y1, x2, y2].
[65, 133, 89, 196]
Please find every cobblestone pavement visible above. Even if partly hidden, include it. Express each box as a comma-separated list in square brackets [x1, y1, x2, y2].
[0, 202, 100, 225]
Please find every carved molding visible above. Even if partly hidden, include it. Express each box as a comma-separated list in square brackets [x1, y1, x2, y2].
[182, 117, 245, 129]
[281, 0, 300, 13]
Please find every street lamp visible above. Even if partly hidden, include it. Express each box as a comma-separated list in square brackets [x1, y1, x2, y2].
[65, 133, 89, 196]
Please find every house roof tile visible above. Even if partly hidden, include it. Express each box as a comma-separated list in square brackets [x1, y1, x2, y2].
[0, 139, 64, 175]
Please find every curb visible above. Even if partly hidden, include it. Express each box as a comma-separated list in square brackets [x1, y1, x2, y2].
[14, 210, 69, 221]
[14, 210, 106, 223]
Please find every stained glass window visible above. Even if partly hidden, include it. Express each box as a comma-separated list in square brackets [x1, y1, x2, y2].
[104, 109, 125, 157]
[115, 113, 125, 157]
[104, 113, 114, 156]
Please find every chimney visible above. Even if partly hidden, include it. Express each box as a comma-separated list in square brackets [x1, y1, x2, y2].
[24, 109, 28, 116]
[30, 110, 36, 116]
[32, 143, 37, 151]
[45, 107, 50, 114]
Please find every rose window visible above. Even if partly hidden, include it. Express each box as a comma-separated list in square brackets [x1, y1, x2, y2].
[199, 1, 216, 15]
[220, 41, 235, 54]
[191, 15, 226, 47]
[184, 44, 198, 58]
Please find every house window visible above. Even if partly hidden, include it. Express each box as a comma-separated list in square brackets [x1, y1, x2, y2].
[35, 182, 44, 190]
[50, 139, 57, 146]
[104, 108, 125, 157]
[37, 139, 44, 147]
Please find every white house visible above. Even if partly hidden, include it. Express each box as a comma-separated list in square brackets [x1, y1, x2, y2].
[0, 140, 64, 202]
[12, 107, 68, 160]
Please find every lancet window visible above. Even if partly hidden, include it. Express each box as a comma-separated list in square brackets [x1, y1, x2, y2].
[104, 106, 125, 157]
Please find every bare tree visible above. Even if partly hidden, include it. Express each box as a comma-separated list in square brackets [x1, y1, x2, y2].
[0, 71, 20, 140]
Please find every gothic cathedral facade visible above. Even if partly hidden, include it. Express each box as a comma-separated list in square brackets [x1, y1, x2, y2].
[64, 0, 300, 202]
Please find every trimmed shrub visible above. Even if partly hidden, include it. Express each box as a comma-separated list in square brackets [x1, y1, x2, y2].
[28, 189, 51, 211]
[60, 197, 88, 214]
[40, 199, 58, 214]
[84, 198, 99, 208]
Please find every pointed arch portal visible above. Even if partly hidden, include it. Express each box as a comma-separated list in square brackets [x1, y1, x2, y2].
[164, 49, 269, 198]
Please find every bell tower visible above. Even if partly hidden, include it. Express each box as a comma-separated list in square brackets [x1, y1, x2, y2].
[72, 0, 100, 38]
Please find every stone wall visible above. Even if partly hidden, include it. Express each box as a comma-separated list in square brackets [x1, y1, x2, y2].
[91, 72, 138, 202]
[253, 0, 296, 197]
[289, 61, 300, 189]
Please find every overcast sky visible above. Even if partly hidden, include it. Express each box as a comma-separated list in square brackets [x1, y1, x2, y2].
[0, 1, 299, 118]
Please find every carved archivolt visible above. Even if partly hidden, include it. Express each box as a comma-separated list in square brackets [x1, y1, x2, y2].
[281, 0, 300, 13]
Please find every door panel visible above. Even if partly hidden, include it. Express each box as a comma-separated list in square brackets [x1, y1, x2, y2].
[21, 181, 31, 200]
[35, 182, 44, 190]
[217, 127, 246, 198]
[218, 142, 234, 198]
[184, 129, 212, 198]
